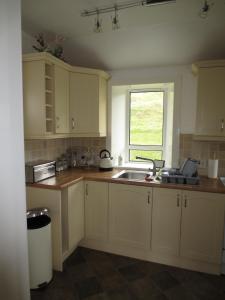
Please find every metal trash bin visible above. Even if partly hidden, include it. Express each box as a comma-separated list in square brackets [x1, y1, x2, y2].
[27, 208, 53, 289]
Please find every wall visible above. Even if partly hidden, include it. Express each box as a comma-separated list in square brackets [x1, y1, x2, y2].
[180, 134, 225, 176]
[25, 137, 106, 166]
[108, 65, 197, 167]
[22, 31, 35, 54]
[0, 1, 30, 299]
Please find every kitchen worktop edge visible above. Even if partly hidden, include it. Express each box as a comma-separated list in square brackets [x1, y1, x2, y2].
[26, 168, 225, 194]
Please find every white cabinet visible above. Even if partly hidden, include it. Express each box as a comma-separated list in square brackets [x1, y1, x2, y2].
[109, 183, 152, 250]
[180, 191, 224, 264]
[152, 188, 225, 264]
[69, 72, 108, 137]
[193, 60, 225, 140]
[54, 65, 69, 134]
[23, 52, 109, 139]
[23, 53, 70, 138]
[26, 180, 84, 271]
[84, 181, 109, 241]
[23, 59, 53, 137]
[67, 181, 84, 251]
[152, 188, 181, 256]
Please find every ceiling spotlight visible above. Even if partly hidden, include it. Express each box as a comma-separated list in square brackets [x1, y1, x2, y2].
[199, 0, 213, 18]
[94, 11, 102, 33]
[112, 6, 120, 30]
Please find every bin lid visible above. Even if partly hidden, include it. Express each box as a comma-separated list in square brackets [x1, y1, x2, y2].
[27, 207, 49, 219]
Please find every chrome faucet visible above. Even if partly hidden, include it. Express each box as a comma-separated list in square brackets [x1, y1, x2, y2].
[136, 156, 156, 176]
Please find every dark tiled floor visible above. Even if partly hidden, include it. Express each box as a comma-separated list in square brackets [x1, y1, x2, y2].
[31, 247, 225, 300]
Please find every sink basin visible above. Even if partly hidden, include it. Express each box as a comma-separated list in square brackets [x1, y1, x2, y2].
[112, 170, 152, 181]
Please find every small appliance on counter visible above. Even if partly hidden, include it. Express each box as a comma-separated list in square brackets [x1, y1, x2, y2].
[25, 160, 56, 183]
[159, 158, 200, 185]
[99, 149, 113, 171]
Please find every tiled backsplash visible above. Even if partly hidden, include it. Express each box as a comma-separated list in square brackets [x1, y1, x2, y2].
[25, 137, 106, 166]
[180, 134, 225, 176]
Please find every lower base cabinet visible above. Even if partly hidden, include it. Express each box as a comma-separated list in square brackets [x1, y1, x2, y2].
[26, 180, 84, 271]
[84, 181, 108, 242]
[152, 188, 225, 266]
[109, 183, 152, 250]
[152, 188, 181, 256]
[27, 180, 225, 275]
[180, 191, 224, 264]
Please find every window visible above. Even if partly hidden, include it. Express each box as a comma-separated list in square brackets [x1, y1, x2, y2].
[128, 89, 166, 162]
[111, 83, 174, 168]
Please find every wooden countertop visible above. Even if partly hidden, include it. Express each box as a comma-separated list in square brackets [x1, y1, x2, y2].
[27, 167, 225, 194]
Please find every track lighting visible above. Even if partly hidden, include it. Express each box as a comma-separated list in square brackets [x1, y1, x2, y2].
[93, 11, 102, 33]
[199, 0, 214, 19]
[112, 6, 120, 30]
[81, 0, 176, 32]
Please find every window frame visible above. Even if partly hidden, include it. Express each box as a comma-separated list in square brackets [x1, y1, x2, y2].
[125, 88, 168, 163]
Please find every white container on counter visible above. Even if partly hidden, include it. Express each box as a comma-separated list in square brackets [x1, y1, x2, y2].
[208, 159, 218, 179]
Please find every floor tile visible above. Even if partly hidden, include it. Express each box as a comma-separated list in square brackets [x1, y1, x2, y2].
[30, 247, 225, 300]
[66, 262, 96, 282]
[98, 271, 127, 292]
[200, 273, 225, 294]
[118, 263, 146, 281]
[75, 276, 103, 299]
[182, 277, 223, 300]
[150, 271, 179, 291]
[80, 247, 111, 263]
[106, 286, 137, 300]
[168, 267, 203, 284]
[165, 284, 199, 300]
[108, 253, 139, 269]
[84, 292, 110, 300]
[129, 276, 162, 299]
[89, 259, 116, 277]
[137, 261, 171, 277]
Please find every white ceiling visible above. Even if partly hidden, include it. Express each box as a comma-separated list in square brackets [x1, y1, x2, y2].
[22, 0, 225, 70]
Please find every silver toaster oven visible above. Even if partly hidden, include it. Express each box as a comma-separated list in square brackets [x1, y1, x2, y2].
[25, 160, 56, 183]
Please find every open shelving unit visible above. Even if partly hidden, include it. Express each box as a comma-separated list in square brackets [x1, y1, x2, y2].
[45, 63, 54, 134]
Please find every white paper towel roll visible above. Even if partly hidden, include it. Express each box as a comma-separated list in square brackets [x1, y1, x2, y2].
[208, 159, 218, 178]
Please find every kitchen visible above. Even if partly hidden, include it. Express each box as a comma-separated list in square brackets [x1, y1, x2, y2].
[1, 0, 225, 300]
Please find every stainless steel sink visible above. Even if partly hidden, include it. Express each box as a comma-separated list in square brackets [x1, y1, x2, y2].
[112, 170, 150, 181]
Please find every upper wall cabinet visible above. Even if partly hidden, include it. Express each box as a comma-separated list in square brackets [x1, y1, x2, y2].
[23, 53, 71, 139]
[69, 71, 108, 137]
[193, 60, 225, 141]
[23, 52, 109, 139]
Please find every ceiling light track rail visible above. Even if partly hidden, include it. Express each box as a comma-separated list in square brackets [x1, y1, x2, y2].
[81, 0, 176, 17]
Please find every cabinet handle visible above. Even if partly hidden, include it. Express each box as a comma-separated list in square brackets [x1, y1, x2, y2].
[56, 116, 60, 129]
[184, 195, 188, 208]
[85, 184, 88, 196]
[221, 119, 224, 132]
[147, 192, 150, 204]
[176, 194, 180, 207]
[72, 118, 75, 129]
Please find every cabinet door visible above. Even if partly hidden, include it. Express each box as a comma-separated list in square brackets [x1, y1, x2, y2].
[180, 191, 225, 263]
[69, 72, 99, 134]
[152, 188, 182, 256]
[54, 65, 69, 133]
[67, 181, 84, 250]
[109, 183, 152, 250]
[196, 67, 225, 136]
[85, 181, 108, 241]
